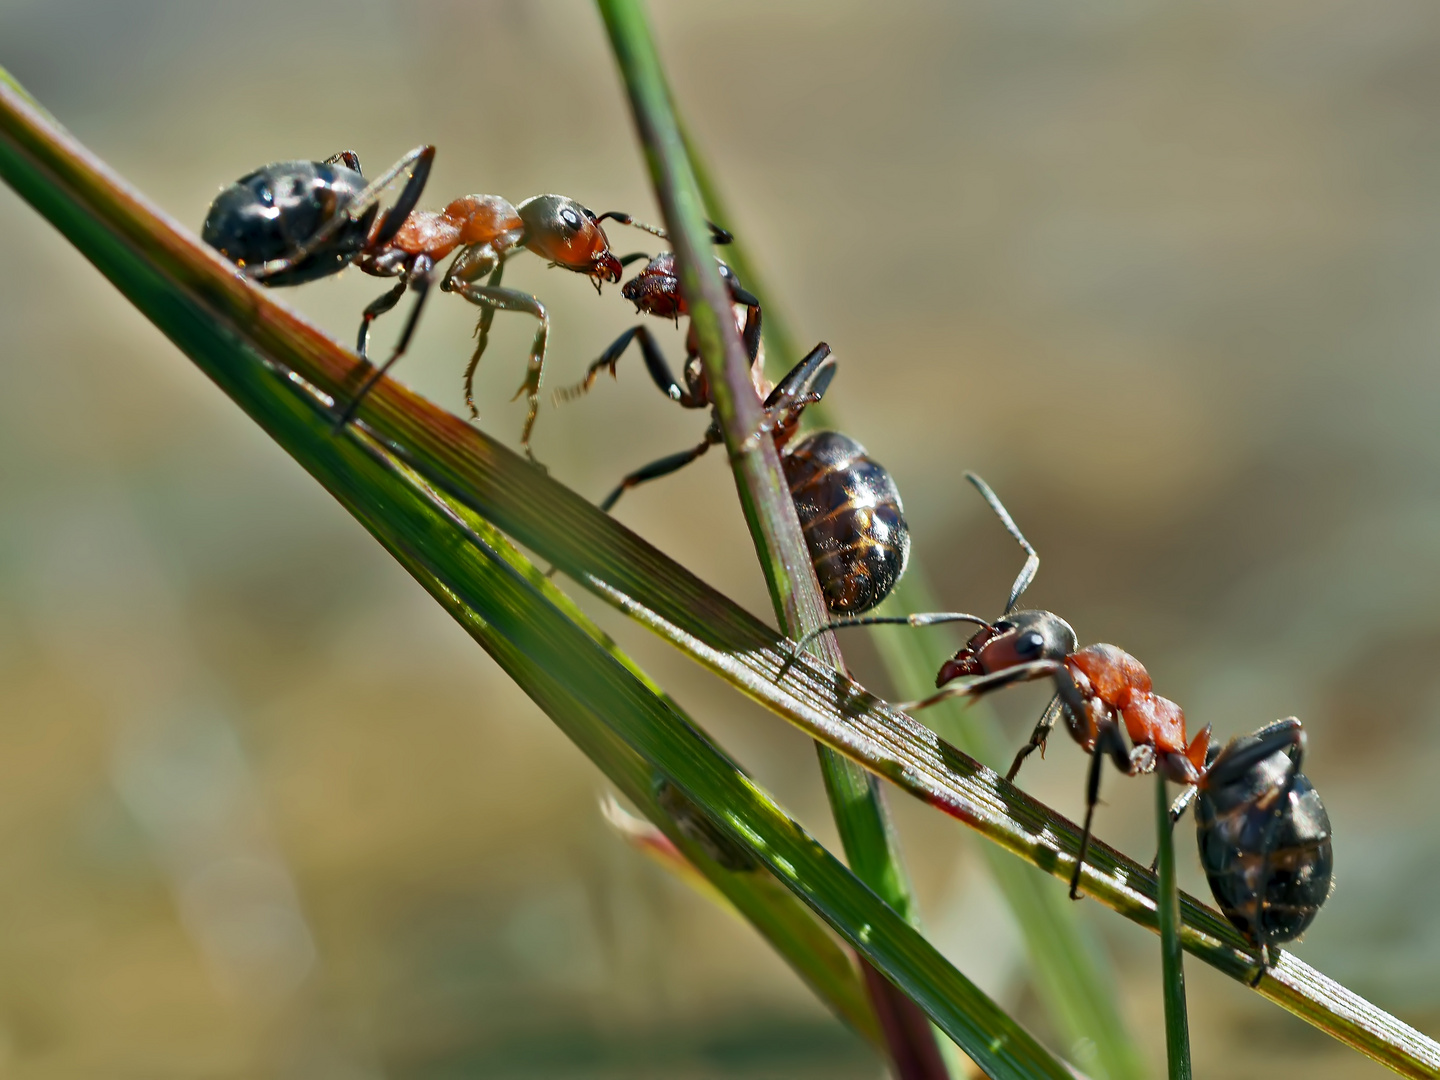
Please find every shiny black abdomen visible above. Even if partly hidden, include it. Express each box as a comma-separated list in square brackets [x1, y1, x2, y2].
[782, 430, 910, 614]
[201, 160, 375, 286]
[1196, 770, 1333, 944]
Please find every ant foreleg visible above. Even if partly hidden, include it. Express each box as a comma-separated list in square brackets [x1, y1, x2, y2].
[1070, 722, 1146, 899]
[333, 257, 435, 431]
[355, 280, 407, 361]
[1006, 694, 1063, 781]
[449, 281, 551, 452]
[600, 430, 722, 513]
[322, 150, 363, 171]
[555, 326, 696, 407]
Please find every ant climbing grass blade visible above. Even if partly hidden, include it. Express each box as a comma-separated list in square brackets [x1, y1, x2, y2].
[3, 69, 1438, 1080]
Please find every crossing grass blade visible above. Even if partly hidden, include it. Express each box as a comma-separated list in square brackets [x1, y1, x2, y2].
[681, 122, 1146, 1080]
[2, 70, 1437, 1080]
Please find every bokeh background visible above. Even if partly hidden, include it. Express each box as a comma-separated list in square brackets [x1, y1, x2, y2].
[2, 1, 1438, 1076]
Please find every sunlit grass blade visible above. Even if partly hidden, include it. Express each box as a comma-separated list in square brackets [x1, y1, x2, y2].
[1155, 778, 1192, 1079]
[1, 73, 1436, 1079]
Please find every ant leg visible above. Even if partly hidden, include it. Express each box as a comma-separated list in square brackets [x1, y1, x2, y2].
[449, 281, 551, 453]
[763, 344, 835, 410]
[964, 473, 1039, 616]
[322, 150, 363, 171]
[355, 280, 406, 361]
[451, 258, 506, 421]
[1148, 787, 1200, 872]
[554, 326, 694, 407]
[1206, 718, 1304, 788]
[332, 257, 435, 431]
[740, 299, 763, 363]
[1006, 694, 1063, 781]
[600, 431, 721, 513]
[1071, 730, 1113, 899]
[1069, 722, 1148, 899]
[745, 343, 835, 449]
[249, 145, 435, 281]
[899, 660, 1091, 752]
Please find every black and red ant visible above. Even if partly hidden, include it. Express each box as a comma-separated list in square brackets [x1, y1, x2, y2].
[558, 254, 909, 614]
[202, 146, 686, 451]
[806, 475, 1333, 963]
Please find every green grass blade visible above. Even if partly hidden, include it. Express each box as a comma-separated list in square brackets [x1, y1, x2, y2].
[1156, 779, 1192, 1079]
[593, 4, 948, 1077]
[1, 73, 1436, 1079]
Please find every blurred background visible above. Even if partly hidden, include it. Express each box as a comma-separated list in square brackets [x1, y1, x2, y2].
[2, 0, 1438, 1076]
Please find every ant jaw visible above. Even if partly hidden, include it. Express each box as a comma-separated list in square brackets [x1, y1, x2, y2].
[595, 253, 624, 284]
[936, 652, 983, 688]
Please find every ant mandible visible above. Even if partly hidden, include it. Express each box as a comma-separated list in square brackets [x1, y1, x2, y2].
[202, 146, 678, 452]
[558, 254, 910, 614]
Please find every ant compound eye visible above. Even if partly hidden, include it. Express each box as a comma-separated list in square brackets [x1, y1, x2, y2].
[1014, 630, 1046, 659]
[560, 206, 582, 231]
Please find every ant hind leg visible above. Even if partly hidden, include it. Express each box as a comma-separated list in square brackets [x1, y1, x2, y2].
[333, 258, 436, 431]
[355, 280, 407, 361]
[600, 431, 721, 513]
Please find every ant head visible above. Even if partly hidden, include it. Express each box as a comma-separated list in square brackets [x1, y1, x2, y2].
[936, 609, 1076, 688]
[517, 196, 622, 282]
[621, 253, 684, 317]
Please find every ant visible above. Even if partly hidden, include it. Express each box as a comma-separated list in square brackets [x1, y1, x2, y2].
[558, 255, 909, 614]
[202, 146, 694, 451]
[809, 474, 1301, 903]
[1167, 718, 1333, 970]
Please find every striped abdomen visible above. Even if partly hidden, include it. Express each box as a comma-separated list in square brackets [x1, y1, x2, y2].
[782, 430, 910, 614]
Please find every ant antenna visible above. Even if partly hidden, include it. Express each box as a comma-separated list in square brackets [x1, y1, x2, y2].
[793, 611, 992, 655]
[592, 212, 732, 245]
[965, 472, 1038, 615]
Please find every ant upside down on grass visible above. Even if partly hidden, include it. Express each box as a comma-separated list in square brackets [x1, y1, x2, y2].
[556, 251, 910, 614]
[804, 474, 1332, 967]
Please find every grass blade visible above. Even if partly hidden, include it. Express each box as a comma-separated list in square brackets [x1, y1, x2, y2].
[1, 71, 1435, 1079]
[1155, 778, 1191, 1080]
[594, 4, 949, 1076]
